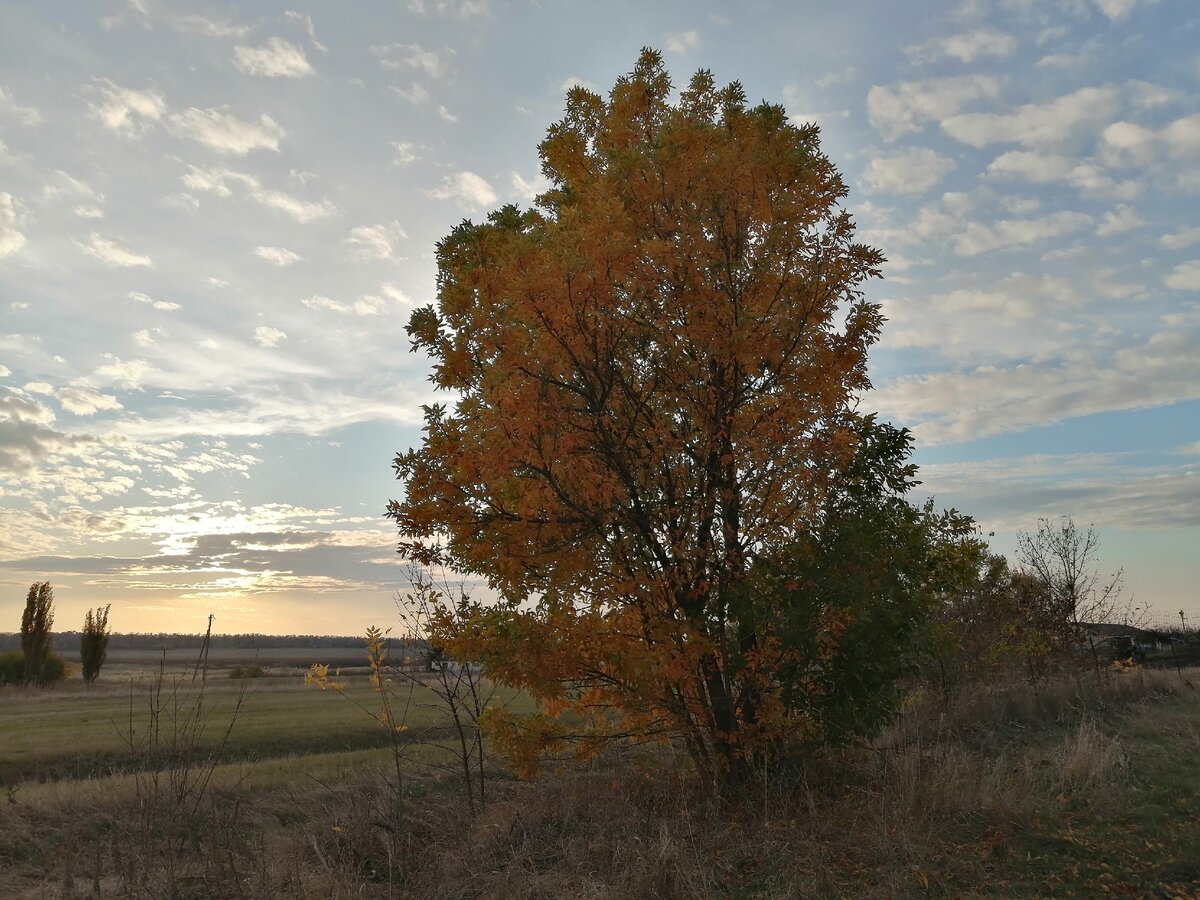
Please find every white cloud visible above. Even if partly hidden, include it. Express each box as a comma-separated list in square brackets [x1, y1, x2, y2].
[1093, 275, 1143, 301]
[0, 85, 42, 125]
[302, 294, 388, 316]
[79, 233, 152, 268]
[402, 0, 494, 19]
[0, 192, 26, 257]
[1099, 114, 1200, 167]
[182, 166, 337, 222]
[254, 246, 303, 266]
[1035, 52, 1089, 68]
[1095, 204, 1145, 237]
[392, 141, 420, 164]
[253, 326, 287, 348]
[345, 222, 407, 260]
[955, 211, 1093, 256]
[1127, 81, 1177, 109]
[942, 86, 1119, 147]
[59, 383, 123, 416]
[233, 37, 314, 78]
[867, 75, 1000, 140]
[87, 79, 165, 135]
[862, 148, 956, 195]
[510, 171, 550, 201]
[391, 82, 430, 105]
[165, 192, 200, 212]
[560, 76, 596, 93]
[132, 328, 163, 347]
[375, 43, 445, 78]
[173, 13, 251, 38]
[815, 67, 858, 90]
[988, 150, 1073, 182]
[94, 355, 151, 389]
[129, 290, 180, 311]
[73, 204, 105, 219]
[1100, 120, 1157, 166]
[284, 11, 328, 52]
[986, 149, 1139, 199]
[1163, 114, 1200, 155]
[1000, 195, 1040, 214]
[437, 105, 458, 123]
[380, 283, 414, 305]
[882, 272, 1081, 360]
[1093, 0, 1153, 21]
[168, 108, 284, 155]
[664, 31, 701, 54]
[1160, 228, 1200, 251]
[876, 327, 1200, 445]
[1165, 261, 1200, 291]
[425, 171, 497, 208]
[904, 28, 1016, 64]
[914, 452, 1200, 532]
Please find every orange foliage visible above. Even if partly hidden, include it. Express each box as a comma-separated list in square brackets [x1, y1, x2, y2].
[389, 50, 886, 785]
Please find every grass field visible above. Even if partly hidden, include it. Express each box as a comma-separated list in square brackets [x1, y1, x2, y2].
[1, 660, 1198, 898]
[52, 646, 379, 668]
[0, 670, 524, 785]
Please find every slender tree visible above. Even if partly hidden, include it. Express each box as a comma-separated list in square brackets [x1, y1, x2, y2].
[1016, 517, 1130, 680]
[80, 604, 112, 685]
[1015, 518, 1126, 627]
[20, 581, 55, 684]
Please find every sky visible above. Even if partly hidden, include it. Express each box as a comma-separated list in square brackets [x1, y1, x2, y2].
[0, 0, 1197, 636]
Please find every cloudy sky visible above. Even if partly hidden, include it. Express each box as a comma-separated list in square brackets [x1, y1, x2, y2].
[0, 0, 1197, 636]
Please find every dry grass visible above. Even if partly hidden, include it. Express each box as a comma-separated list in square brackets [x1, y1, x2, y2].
[2, 665, 1197, 899]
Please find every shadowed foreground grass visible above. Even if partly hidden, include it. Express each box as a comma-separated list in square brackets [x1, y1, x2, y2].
[1, 666, 1197, 898]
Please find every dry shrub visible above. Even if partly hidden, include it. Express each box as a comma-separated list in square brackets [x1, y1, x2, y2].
[1057, 718, 1127, 789]
[881, 662, 1182, 752]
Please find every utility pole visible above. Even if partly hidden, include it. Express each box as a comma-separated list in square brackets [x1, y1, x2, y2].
[192, 614, 214, 683]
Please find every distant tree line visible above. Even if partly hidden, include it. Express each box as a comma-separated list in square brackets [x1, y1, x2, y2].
[0, 631, 394, 652]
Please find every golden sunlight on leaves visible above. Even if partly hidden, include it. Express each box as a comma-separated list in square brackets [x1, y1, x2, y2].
[387, 51, 955, 787]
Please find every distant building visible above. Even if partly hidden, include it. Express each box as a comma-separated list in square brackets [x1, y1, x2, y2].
[430, 659, 483, 676]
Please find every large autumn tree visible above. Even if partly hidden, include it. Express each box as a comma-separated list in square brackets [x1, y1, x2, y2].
[390, 50, 950, 783]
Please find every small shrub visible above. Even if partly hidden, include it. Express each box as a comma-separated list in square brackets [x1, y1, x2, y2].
[229, 664, 265, 679]
[0, 651, 23, 684]
[0, 650, 69, 685]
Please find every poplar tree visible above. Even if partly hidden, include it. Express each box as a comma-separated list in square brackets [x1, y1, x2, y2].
[20, 581, 55, 684]
[80, 604, 112, 685]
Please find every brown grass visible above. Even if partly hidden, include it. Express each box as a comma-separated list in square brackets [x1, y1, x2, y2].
[1, 665, 1196, 899]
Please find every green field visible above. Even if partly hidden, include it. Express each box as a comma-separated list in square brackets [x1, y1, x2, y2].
[0, 668, 531, 786]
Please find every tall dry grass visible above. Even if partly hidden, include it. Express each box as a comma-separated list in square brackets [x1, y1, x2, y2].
[1, 664, 1193, 899]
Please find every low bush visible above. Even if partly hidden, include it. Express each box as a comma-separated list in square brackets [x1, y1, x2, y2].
[0, 650, 22, 684]
[229, 664, 266, 679]
[0, 650, 70, 685]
